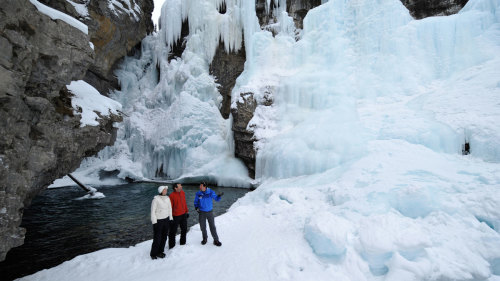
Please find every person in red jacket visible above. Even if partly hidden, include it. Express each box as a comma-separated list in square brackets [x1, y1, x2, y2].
[168, 183, 189, 249]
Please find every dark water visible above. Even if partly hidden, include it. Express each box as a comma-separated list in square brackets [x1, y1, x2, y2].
[0, 183, 248, 280]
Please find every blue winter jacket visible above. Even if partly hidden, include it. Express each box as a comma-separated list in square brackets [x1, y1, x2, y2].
[194, 188, 221, 212]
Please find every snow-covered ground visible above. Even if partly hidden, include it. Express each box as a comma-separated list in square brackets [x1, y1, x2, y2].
[21, 143, 500, 281]
[36, 0, 500, 280]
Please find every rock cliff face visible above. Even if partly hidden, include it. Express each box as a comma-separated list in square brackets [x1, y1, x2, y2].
[210, 43, 246, 119]
[0, 0, 152, 261]
[231, 93, 258, 178]
[231, 89, 273, 178]
[401, 0, 468, 19]
[39, 0, 154, 95]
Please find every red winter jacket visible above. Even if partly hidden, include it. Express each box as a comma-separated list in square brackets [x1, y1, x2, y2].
[169, 190, 188, 216]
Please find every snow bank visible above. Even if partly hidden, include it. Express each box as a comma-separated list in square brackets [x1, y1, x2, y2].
[29, 0, 88, 34]
[67, 80, 122, 128]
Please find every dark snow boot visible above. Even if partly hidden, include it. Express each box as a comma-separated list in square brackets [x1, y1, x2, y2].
[213, 240, 222, 247]
[151, 255, 157, 260]
[157, 253, 166, 258]
[201, 239, 207, 245]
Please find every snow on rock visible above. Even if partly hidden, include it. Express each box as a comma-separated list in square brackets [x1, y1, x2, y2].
[108, 0, 142, 21]
[29, 0, 88, 34]
[75, 192, 106, 200]
[67, 80, 122, 127]
[66, 0, 90, 18]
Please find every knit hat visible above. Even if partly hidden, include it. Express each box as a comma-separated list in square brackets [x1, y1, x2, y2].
[158, 185, 168, 194]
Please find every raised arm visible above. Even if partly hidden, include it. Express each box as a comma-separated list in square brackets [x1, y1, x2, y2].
[211, 189, 221, 202]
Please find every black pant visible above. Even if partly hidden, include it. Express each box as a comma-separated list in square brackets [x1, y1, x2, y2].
[199, 211, 219, 241]
[169, 213, 188, 248]
[150, 218, 170, 257]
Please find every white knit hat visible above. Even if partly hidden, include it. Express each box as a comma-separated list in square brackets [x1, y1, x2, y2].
[158, 185, 168, 194]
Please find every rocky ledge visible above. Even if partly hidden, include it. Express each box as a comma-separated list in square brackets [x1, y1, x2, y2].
[401, 0, 468, 19]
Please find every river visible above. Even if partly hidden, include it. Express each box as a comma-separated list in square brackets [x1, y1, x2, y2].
[0, 183, 249, 280]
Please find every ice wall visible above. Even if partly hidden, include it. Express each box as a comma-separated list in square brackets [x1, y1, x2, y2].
[227, 0, 500, 279]
[231, 0, 500, 180]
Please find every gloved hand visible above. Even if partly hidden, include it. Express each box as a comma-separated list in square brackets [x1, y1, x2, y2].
[217, 192, 224, 197]
[186, 213, 190, 218]
[195, 207, 200, 213]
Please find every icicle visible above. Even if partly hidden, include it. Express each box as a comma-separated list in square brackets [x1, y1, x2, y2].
[157, 0, 258, 63]
[266, 0, 272, 14]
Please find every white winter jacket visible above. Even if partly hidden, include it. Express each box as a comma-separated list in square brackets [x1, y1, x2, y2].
[151, 195, 173, 224]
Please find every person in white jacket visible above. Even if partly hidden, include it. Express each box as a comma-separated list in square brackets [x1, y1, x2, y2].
[150, 185, 173, 259]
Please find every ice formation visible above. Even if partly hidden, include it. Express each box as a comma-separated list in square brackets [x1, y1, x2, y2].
[240, 0, 500, 180]
[60, 0, 260, 187]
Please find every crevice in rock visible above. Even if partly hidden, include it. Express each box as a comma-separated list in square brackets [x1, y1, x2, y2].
[210, 41, 246, 119]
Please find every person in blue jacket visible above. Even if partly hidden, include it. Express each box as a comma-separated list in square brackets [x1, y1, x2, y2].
[194, 182, 224, 246]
